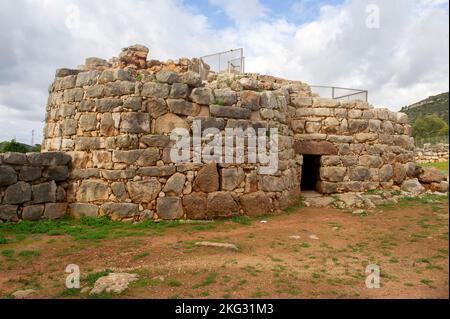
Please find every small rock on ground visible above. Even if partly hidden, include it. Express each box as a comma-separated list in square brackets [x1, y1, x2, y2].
[288, 235, 301, 240]
[90, 273, 138, 295]
[12, 289, 35, 299]
[309, 234, 319, 240]
[194, 241, 239, 251]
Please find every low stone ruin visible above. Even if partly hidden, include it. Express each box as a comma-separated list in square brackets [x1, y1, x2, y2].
[0, 44, 448, 222]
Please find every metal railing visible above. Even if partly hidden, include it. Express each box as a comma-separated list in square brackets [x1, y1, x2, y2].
[310, 85, 368, 102]
[200, 48, 245, 76]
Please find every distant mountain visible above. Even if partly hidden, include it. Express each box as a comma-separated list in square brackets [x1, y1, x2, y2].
[400, 92, 449, 125]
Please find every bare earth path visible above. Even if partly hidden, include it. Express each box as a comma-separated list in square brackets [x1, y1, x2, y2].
[0, 198, 448, 299]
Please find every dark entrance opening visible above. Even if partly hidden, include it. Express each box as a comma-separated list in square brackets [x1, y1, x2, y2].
[301, 155, 321, 191]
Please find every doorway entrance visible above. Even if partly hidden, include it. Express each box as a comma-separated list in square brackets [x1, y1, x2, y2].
[301, 155, 321, 191]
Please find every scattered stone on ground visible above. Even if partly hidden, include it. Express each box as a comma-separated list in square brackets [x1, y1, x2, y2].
[352, 209, 366, 215]
[89, 273, 138, 295]
[194, 241, 239, 251]
[12, 289, 36, 299]
[309, 234, 319, 240]
[288, 235, 301, 240]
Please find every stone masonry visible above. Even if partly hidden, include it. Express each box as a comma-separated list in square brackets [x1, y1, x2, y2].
[2, 44, 445, 222]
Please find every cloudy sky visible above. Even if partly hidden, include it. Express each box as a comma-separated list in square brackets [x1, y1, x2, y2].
[0, 0, 448, 144]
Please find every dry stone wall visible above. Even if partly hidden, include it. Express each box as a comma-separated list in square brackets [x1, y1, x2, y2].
[34, 44, 429, 221]
[0, 152, 70, 221]
[415, 143, 449, 163]
[292, 98, 415, 193]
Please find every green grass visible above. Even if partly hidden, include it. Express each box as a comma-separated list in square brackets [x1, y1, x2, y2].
[230, 216, 252, 225]
[167, 278, 182, 287]
[192, 272, 217, 289]
[132, 252, 149, 261]
[1, 249, 14, 259]
[419, 160, 449, 175]
[18, 250, 40, 259]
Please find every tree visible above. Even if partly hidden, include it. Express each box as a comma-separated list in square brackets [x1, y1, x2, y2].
[0, 139, 29, 153]
[412, 115, 449, 139]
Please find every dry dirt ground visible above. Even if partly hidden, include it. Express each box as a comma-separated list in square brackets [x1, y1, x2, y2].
[0, 195, 448, 299]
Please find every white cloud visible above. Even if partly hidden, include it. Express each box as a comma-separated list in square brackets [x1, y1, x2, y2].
[0, 0, 448, 144]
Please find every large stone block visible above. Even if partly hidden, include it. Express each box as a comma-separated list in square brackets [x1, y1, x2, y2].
[142, 82, 170, 98]
[157, 197, 183, 220]
[145, 98, 168, 118]
[206, 191, 239, 218]
[260, 175, 286, 192]
[214, 89, 237, 106]
[70, 203, 99, 218]
[140, 135, 171, 148]
[27, 152, 71, 166]
[96, 98, 122, 112]
[44, 203, 67, 219]
[0, 165, 17, 186]
[77, 180, 109, 202]
[100, 202, 138, 220]
[154, 113, 189, 134]
[156, 70, 179, 84]
[190, 87, 212, 105]
[127, 179, 161, 203]
[101, 169, 136, 180]
[393, 163, 406, 185]
[241, 91, 260, 110]
[349, 167, 370, 181]
[3, 152, 27, 165]
[240, 191, 271, 216]
[120, 112, 150, 133]
[80, 113, 97, 131]
[210, 105, 251, 119]
[193, 162, 219, 193]
[320, 167, 347, 182]
[104, 81, 135, 97]
[22, 205, 44, 221]
[401, 178, 425, 195]
[293, 140, 338, 155]
[220, 168, 245, 191]
[418, 167, 445, 183]
[5, 182, 32, 204]
[0, 205, 18, 221]
[137, 166, 176, 177]
[170, 83, 189, 99]
[180, 71, 201, 87]
[123, 96, 142, 111]
[45, 166, 69, 181]
[19, 166, 42, 182]
[183, 192, 207, 219]
[379, 164, 393, 182]
[163, 173, 186, 195]
[167, 99, 200, 116]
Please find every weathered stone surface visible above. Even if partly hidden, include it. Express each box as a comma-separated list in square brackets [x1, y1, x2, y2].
[111, 182, 128, 201]
[0, 165, 17, 186]
[77, 180, 108, 202]
[145, 97, 168, 118]
[100, 113, 115, 135]
[12, 289, 36, 299]
[214, 89, 237, 105]
[137, 166, 176, 177]
[90, 273, 138, 295]
[167, 99, 200, 116]
[349, 167, 370, 181]
[142, 82, 170, 98]
[240, 90, 260, 110]
[100, 202, 138, 220]
[418, 167, 445, 183]
[96, 98, 122, 112]
[27, 152, 71, 166]
[22, 205, 44, 221]
[104, 81, 135, 97]
[79, 113, 97, 131]
[44, 203, 67, 219]
[193, 162, 219, 192]
[260, 91, 286, 109]
[163, 173, 186, 195]
[157, 197, 183, 219]
[3, 152, 27, 165]
[401, 178, 425, 195]
[5, 182, 32, 204]
[123, 97, 142, 111]
[183, 192, 207, 219]
[0, 205, 18, 221]
[127, 179, 161, 203]
[240, 191, 271, 216]
[317, 181, 338, 194]
[156, 70, 179, 84]
[120, 112, 150, 133]
[190, 87, 212, 105]
[260, 175, 285, 192]
[206, 191, 239, 217]
[45, 166, 69, 181]
[220, 168, 245, 191]
[101, 169, 136, 180]
[320, 167, 347, 182]
[154, 113, 189, 134]
[193, 117, 226, 131]
[379, 164, 393, 182]
[140, 135, 170, 148]
[170, 83, 189, 99]
[348, 119, 369, 133]
[293, 140, 338, 155]
[180, 71, 202, 87]
[210, 105, 251, 119]
[70, 203, 99, 218]
[393, 163, 406, 184]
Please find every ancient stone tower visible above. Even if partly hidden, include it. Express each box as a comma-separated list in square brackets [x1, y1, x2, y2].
[39, 44, 416, 221]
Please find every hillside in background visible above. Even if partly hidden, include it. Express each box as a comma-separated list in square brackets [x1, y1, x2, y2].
[400, 92, 449, 125]
[0, 140, 39, 153]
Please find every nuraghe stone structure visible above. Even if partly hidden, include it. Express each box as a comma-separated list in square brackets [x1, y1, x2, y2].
[11, 44, 442, 221]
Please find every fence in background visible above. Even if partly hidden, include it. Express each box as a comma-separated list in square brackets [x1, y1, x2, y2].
[310, 85, 368, 102]
[199, 48, 245, 79]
